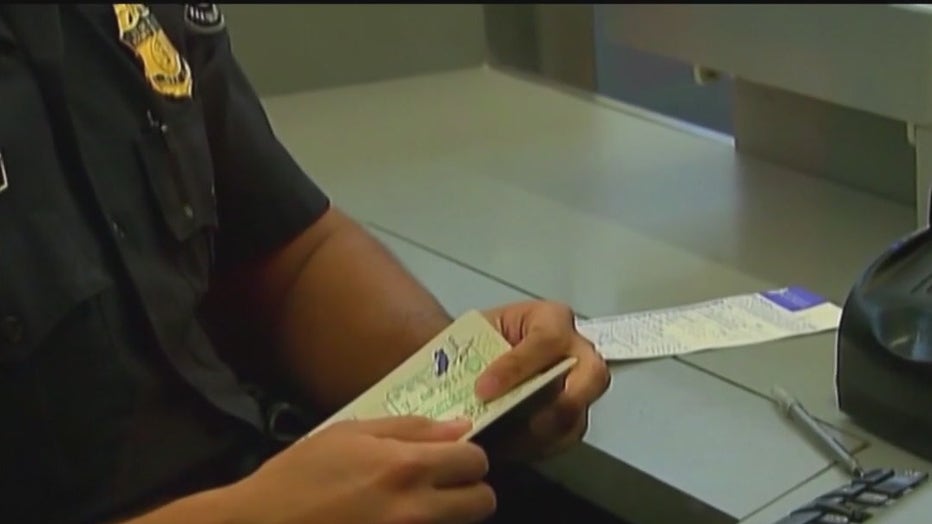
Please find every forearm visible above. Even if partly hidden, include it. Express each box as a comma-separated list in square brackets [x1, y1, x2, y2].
[266, 211, 453, 412]
[117, 486, 239, 524]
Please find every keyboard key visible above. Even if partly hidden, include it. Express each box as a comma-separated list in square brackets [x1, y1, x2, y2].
[855, 468, 894, 486]
[774, 511, 826, 524]
[795, 500, 871, 522]
[826, 483, 866, 500]
[852, 491, 889, 507]
[817, 514, 850, 523]
[869, 470, 929, 498]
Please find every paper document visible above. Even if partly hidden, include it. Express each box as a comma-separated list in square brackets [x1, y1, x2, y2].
[305, 310, 577, 441]
[577, 286, 842, 361]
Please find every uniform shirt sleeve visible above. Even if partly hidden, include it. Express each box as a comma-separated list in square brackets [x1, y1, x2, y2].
[179, 7, 330, 271]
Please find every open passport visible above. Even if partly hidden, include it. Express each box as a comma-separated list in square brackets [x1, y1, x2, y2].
[303, 310, 578, 441]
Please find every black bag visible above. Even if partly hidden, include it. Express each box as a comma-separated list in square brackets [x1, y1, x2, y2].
[836, 226, 932, 461]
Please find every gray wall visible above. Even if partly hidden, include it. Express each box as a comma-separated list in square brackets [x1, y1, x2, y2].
[536, 5, 596, 92]
[483, 5, 540, 74]
[219, 5, 919, 208]
[733, 80, 916, 205]
[222, 4, 487, 96]
[221, 4, 597, 97]
[485, 4, 596, 91]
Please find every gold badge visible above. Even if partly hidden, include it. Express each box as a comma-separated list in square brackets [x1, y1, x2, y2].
[113, 4, 192, 99]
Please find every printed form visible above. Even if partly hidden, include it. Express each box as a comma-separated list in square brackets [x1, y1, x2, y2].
[577, 286, 842, 361]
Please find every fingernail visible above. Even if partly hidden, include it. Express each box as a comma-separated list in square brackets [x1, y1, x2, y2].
[474, 375, 500, 401]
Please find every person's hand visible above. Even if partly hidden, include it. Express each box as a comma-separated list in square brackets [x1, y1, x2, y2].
[228, 417, 496, 524]
[476, 300, 610, 460]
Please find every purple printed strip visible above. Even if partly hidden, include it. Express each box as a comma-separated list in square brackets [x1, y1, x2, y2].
[761, 286, 827, 312]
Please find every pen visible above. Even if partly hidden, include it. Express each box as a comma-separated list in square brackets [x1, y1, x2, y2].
[771, 386, 865, 479]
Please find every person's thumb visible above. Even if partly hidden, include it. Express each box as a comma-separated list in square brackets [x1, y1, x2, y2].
[475, 328, 563, 402]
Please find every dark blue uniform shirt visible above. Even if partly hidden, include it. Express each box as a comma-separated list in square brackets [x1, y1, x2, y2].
[0, 5, 329, 522]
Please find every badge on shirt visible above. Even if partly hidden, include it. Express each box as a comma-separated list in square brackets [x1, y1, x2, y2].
[112, 4, 192, 99]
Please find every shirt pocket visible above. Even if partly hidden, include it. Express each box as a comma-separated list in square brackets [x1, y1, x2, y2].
[0, 210, 112, 364]
[134, 99, 218, 243]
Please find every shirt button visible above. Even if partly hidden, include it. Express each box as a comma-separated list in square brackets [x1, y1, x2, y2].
[0, 315, 25, 345]
[111, 219, 126, 239]
[182, 204, 195, 220]
[146, 110, 169, 134]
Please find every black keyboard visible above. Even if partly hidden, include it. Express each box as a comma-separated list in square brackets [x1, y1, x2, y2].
[773, 469, 928, 523]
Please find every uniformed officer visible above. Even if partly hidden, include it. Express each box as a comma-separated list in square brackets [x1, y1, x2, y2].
[0, 4, 610, 524]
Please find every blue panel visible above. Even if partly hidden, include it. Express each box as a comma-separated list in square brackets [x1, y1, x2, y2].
[593, 5, 734, 135]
